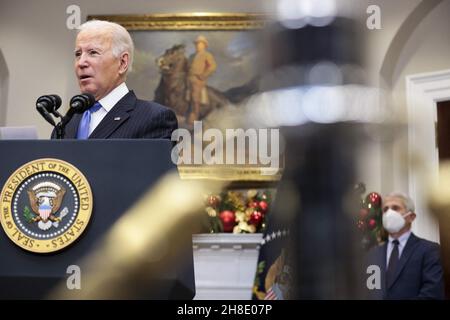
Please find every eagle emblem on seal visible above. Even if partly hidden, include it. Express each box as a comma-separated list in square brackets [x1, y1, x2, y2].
[26, 181, 68, 230]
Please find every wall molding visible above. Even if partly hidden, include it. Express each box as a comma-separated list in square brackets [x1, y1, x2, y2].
[406, 69, 450, 243]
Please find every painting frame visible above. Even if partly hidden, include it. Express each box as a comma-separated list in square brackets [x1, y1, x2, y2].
[87, 13, 268, 31]
[88, 13, 281, 184]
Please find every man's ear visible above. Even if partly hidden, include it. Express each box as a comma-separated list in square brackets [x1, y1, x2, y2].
[118, 52, 129, 75]
[407, 212, 416, 223]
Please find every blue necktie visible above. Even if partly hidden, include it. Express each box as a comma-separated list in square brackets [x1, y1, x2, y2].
[76, 102, 102, 139]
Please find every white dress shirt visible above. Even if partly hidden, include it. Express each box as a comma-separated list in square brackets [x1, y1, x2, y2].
[88, 82, 129, 135]
[386, 230, 411, 267]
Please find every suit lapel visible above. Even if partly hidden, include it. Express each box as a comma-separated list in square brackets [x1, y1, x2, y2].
[387, 233, 420, 289]
[64, 113, 83, 139]
[89, 91, 136, 139]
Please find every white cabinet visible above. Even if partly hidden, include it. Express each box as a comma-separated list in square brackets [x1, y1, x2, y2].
[192, 233, 263, 300]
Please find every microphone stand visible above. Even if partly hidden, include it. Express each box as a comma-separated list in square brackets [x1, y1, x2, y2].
[51, 94, 95, 139]
[54, 112, 72, 139]
[55, 122, 65, 139]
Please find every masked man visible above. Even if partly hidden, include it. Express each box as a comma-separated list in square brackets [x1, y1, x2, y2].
[366, 192, 445, 299]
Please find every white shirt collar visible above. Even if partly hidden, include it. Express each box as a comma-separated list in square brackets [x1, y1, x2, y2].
[98, 82, 129, 112]
[389, 230, 411, 247]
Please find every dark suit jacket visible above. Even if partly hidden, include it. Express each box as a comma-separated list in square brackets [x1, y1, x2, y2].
[52, 91, 177, 139]
[366, 233, 445, 300]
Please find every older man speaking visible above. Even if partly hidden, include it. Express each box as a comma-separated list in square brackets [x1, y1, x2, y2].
[55, 20, 177, 139]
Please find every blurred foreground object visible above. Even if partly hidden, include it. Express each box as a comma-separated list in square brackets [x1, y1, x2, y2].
[282, 123, 365, 299]
[50, 172, 224, 299]
[252, 12, 371, 299]
[428, 161, 450, 298]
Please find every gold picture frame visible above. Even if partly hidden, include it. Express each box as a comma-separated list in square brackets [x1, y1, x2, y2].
[88, 13, 269, 31]
[88, 13, 281, 184]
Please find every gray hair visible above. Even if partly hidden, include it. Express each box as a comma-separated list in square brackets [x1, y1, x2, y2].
[385, 192, 415, 213]
[78, 20, 134, 73]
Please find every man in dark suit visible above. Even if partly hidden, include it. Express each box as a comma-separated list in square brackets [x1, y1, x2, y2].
[366, 192, 445, 299]
[54, 20, 177, 139]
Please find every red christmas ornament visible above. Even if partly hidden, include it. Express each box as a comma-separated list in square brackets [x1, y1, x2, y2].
[219, 210, 236, 232]
[368, 218, 377, 230]
[249, 210, 263, 226]
[366, 192, 382, 208]
[359, 208, 369, 219]
[259, 200, 269, 212]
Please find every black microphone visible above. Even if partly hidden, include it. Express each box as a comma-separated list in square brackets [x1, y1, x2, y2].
[47, 94, 62, 117]
[36, 94, 62, 114]
[36, 104, 56, 126]
[69, 93, 96, 112]
[61, 93, 95, 126]
[36, 94, 62, 126]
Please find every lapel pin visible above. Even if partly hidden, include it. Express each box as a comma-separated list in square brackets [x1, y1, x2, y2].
[114, 117, 121, 121]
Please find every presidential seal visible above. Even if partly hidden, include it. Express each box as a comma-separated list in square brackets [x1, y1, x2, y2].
[0, 158, 93, 253]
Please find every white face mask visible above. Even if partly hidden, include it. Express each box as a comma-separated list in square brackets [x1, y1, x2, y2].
[382, 209, 412, 234]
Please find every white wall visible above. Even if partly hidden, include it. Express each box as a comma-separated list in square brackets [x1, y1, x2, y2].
[363, 0, 422, 86]
[390, 0, 450, 241]
[391, 0, 450, 194]
[347, 0, 422, 194]
[354, 0, 450, 198]
[0, 49, 8, 126]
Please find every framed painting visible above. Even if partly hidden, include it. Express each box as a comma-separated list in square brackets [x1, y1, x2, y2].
[88, 13, 281, 183]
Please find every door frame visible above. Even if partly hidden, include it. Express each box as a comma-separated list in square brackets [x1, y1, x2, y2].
[406, 69, 450, 243]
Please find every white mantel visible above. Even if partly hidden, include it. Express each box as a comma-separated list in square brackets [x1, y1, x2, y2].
[192, 233, 263, 300]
